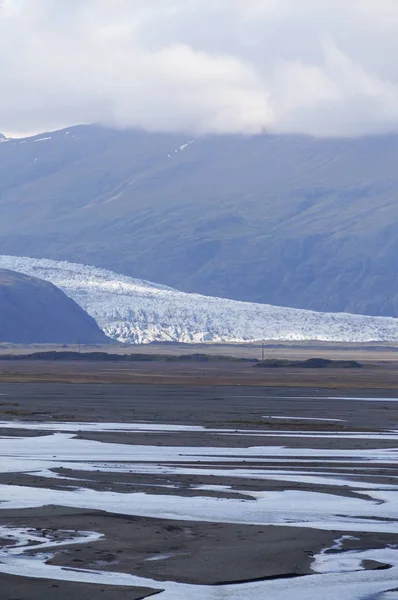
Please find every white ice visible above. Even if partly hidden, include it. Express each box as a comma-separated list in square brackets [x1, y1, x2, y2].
[2, 254, 398, 343]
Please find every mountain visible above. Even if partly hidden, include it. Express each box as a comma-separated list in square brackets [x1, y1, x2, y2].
[2, 256, 398, 344]
[0, 268, 108, 344]
[1, 125, 398, 316]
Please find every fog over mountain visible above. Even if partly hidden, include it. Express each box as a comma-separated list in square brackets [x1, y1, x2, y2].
[1, 1, 398, 137]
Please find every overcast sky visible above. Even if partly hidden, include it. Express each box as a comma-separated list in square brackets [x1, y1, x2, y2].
[1, 0, 398, 137]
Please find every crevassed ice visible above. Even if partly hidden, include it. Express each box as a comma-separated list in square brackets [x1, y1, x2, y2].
[1, 254, 398, 344]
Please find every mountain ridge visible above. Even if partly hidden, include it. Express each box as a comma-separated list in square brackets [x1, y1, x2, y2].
[1, 125, 398, 316]
[0, 268, 109, 344]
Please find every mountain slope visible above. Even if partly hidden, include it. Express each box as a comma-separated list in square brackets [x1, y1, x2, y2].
[1, 126, 398, 316]
[2, 256, 398, 344]
[0, 268, 108, 344]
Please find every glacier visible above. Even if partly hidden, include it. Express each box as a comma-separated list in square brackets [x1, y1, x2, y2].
[1, 254, 398, 344]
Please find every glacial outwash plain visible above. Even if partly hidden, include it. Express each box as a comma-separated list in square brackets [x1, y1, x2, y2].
[4, 3, 398, 599]
[1, 349, 398, 599]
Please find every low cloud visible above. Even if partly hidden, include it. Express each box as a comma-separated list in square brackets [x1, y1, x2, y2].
[1, 0, 398, 137]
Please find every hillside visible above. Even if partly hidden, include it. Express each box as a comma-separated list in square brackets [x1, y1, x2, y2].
[2, 256, 398, 344]
[0, 269, 108, 344]
[0, 126, 398, 316]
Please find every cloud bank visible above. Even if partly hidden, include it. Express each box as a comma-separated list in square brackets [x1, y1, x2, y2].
[1, 0, 398, 137]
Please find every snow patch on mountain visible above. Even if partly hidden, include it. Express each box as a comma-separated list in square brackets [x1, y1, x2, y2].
[1, 255, 398, 344]
[177, 140, 194, 152]
[168, 140, 195, 158]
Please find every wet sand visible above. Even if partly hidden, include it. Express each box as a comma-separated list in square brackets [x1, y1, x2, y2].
[0, 507, 340, 585]
[0, 381, 398, 427]
[1, 380, 398, 598]
[0, 574, 158, 600]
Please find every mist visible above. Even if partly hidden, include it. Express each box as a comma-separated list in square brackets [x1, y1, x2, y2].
[1, 0, 398, 137]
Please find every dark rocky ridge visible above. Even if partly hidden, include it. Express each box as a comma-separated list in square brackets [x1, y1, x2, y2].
[1, 126, 398, 316]
[0, 269, 108, 344]
[255, 358, 363, 369]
